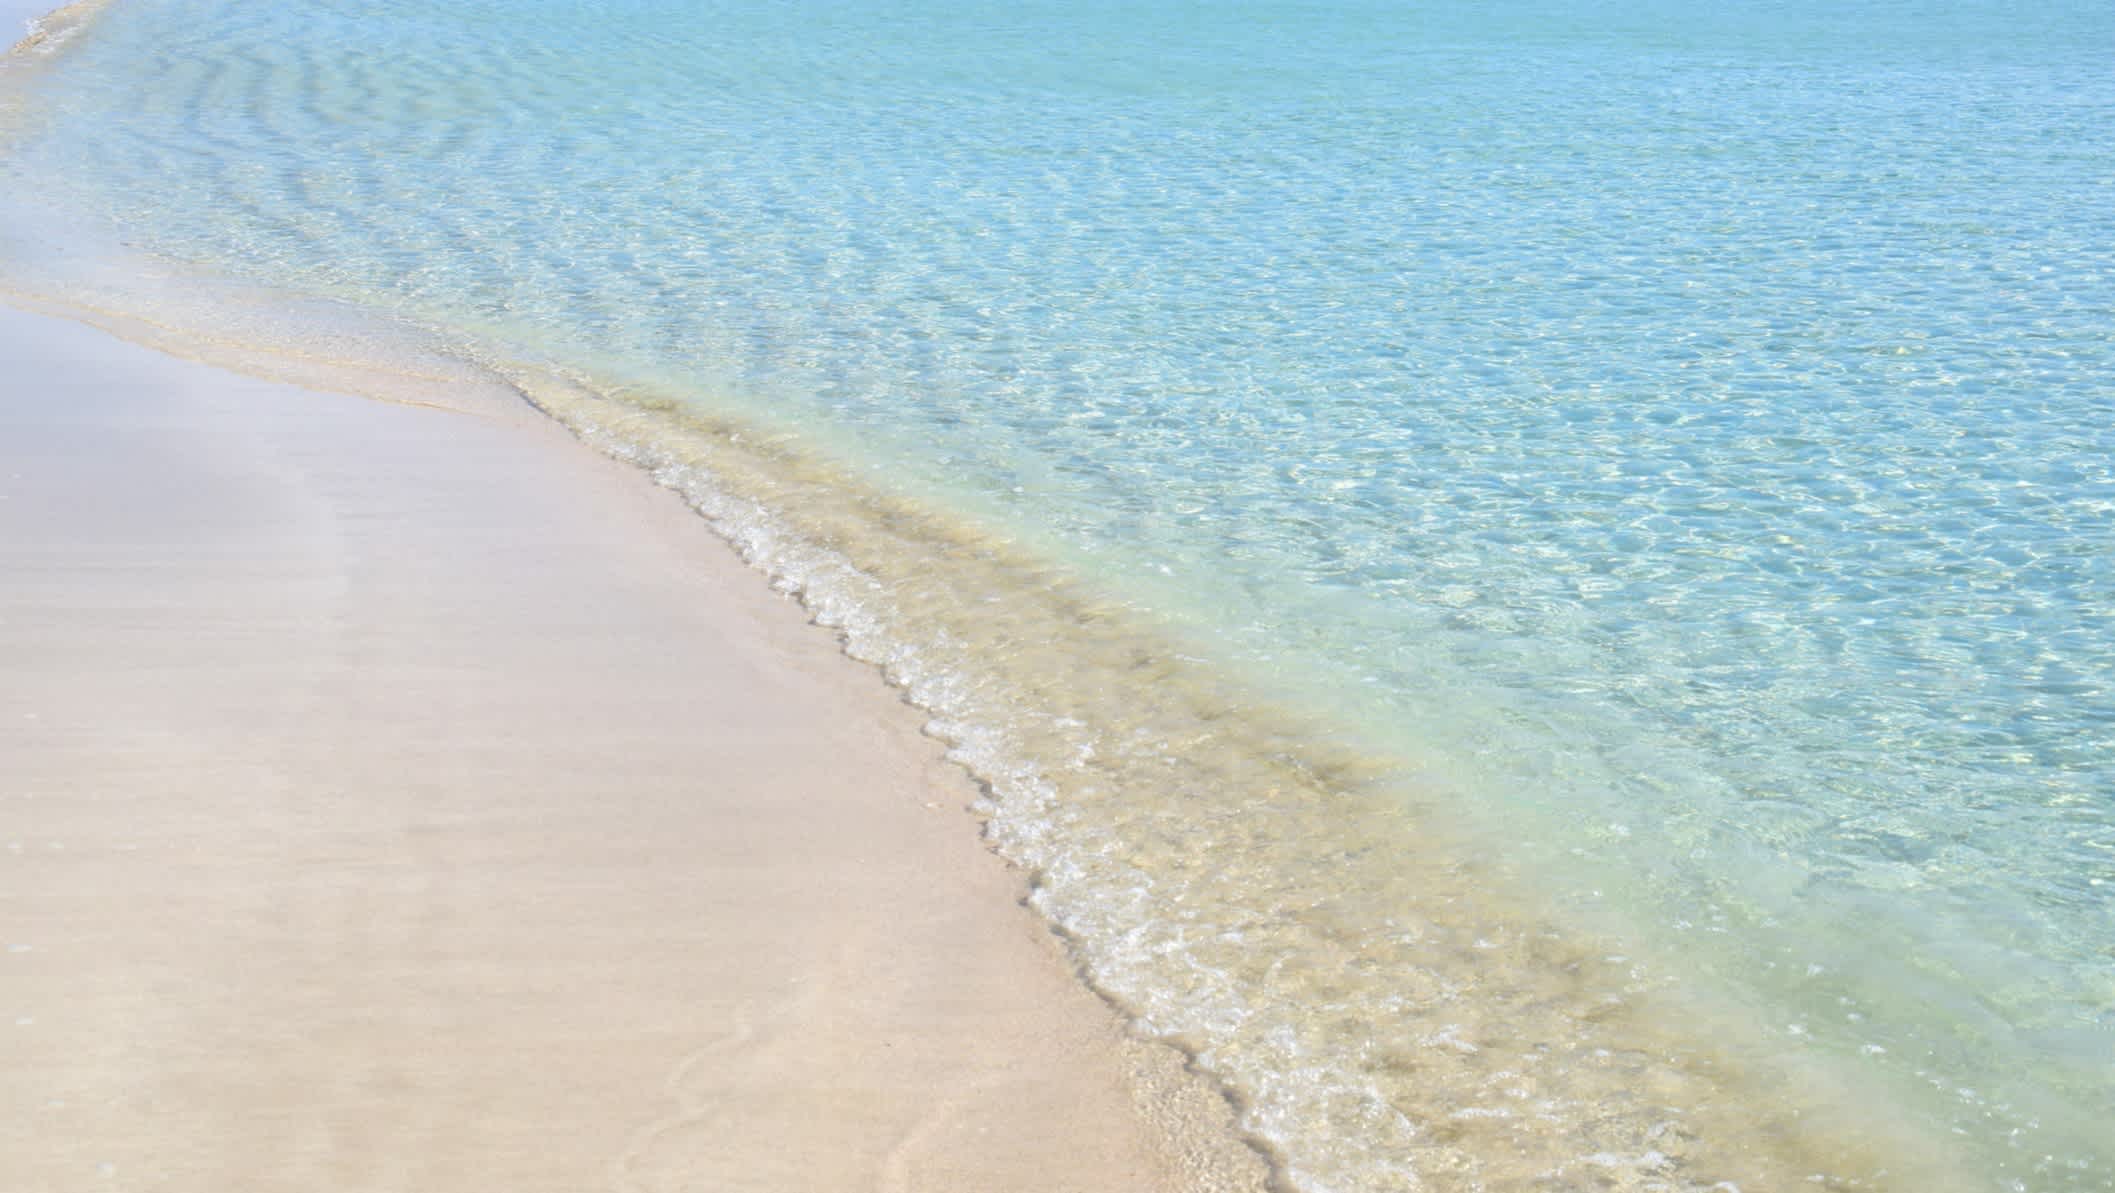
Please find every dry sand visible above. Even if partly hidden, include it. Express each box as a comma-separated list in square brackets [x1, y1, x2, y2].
[0, 300, 1266, 1192]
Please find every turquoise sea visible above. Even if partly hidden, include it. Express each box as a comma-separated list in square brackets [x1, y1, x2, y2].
[4, 1, 2111, 1188]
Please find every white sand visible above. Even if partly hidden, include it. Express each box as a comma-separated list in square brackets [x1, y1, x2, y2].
[0, 300, 1264, 1191]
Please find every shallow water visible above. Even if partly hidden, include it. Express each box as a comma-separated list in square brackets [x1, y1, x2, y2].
[4, 1, 2113, 1188]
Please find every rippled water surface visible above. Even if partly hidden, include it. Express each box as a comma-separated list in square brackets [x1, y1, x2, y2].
[5, 1, 2113, 1188]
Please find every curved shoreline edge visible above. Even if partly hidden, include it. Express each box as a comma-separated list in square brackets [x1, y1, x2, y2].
[2, 0, 110, 56]
[0, 0, 1286, 1155]
[3, 1, 2079, 1185]
[0, 161, 1983, 1193]
[0, 287, 1278, 1191]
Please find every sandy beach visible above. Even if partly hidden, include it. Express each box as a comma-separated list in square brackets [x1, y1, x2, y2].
[0, 299, 1263, 1191]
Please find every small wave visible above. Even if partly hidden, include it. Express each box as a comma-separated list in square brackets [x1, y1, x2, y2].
[6, 0, 115, 57]
[0, 200, 2004, 1191]
[503, 359, 1977, 1193]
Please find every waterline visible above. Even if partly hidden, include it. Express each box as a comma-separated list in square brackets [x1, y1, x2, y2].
[4, 0, 2111, 1186]
[0, 217, 2008, 1190]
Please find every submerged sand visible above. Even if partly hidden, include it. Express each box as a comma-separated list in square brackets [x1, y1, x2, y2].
[0, 300, 1265, 1191]
[1, 0, 47, 38]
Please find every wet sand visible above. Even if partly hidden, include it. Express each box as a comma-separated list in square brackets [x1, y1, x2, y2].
[0, 300, 1265, 1192]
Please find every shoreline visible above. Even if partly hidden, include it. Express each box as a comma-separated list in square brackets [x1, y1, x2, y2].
[1, 0, 102, 54]
[5, 0, 2101, 1184]
[0, 213, 1985, 1193]
[0, 297, 1269, 1190]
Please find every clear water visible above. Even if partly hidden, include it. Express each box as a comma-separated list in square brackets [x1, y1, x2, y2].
[5, 1, 2113, 1188]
